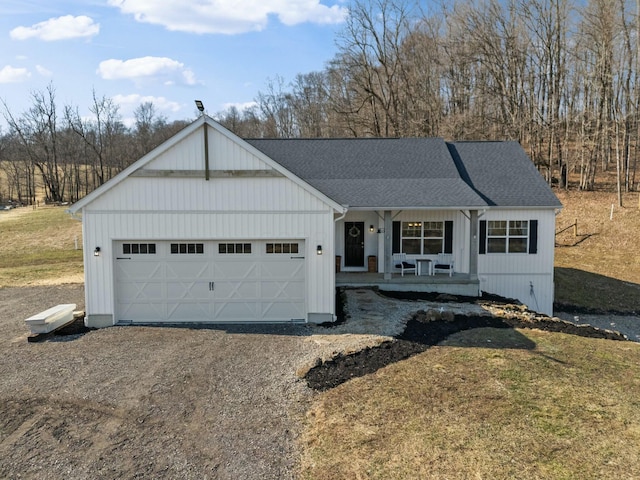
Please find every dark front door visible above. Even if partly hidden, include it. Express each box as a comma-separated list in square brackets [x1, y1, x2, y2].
[344, 222, 365, 267]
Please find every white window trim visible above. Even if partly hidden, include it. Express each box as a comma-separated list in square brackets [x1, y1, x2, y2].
[401, 221, 444, 255]
[486, 220, 529, 254]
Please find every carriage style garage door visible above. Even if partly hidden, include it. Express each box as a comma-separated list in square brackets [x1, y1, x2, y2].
[114, 240, 306, 323]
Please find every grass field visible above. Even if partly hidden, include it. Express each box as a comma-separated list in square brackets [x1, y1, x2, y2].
[0, 206, 83, 287]
[554, 189, 640, 311]
[299, 327, 640, 479]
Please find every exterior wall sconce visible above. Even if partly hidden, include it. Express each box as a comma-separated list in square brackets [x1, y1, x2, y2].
[369, 225, 375, 233]
[317, 245, 323, 255]
[94, 247, 101, 257]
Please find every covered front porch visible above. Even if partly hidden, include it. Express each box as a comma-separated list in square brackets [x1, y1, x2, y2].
[336, 271, 481, 297]
[335, 208, 481, 294]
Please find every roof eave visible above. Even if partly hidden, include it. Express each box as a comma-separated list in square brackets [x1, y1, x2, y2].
[346, 205, 487, 211]
[345, 204, 561, 211]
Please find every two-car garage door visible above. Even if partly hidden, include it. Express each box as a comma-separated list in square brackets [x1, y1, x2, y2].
[114, 240, 306, 323]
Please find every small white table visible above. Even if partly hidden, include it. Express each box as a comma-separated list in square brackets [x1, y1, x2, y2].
[416, 258, 433, 276]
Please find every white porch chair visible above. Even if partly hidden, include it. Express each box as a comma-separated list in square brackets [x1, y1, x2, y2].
[392, 253, 417, 276]
[433, 253, 454, 276]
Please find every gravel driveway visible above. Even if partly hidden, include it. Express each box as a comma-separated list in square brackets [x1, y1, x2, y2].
[0, 285, 318, 480]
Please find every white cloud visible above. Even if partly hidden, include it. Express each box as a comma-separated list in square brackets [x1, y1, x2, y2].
[107, 0, 347, 34]
[36, 65, 52, 77]
[10, 15, 100, 41]
[113, 93, 182, 112]
[97, 56, 198, 86]
[0, 65, 31, 83]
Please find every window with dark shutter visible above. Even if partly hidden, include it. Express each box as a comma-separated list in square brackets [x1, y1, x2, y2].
[444, 221, 453, 254]
[528, 220, 538, 254]
[479, 220, 537, 254]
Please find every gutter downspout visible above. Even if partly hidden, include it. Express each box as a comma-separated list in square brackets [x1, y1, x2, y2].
[334, 208, 348, 224]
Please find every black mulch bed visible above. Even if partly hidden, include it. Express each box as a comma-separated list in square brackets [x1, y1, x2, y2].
[304, 311, 628, 391]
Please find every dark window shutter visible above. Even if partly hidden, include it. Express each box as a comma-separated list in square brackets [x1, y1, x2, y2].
[529, 220, 538, 254]
[479, 220, 487, 254]
[392, 221, 401, 253]
[444, 221, 453, 254]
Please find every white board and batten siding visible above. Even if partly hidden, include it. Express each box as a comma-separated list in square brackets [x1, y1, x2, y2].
[149, 126, 267, 171]
[477, 209, 557, 316]
[81, 122, 339, 327]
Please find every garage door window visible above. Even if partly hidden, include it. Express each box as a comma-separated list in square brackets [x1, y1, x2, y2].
[171, 243, 204, 254]
[219, 243, 252, 254]
[266, 242, 299, 254]
[123, 243, 156, 254]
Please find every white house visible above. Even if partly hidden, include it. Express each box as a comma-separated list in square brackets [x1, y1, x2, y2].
[68, 116, 562, 328]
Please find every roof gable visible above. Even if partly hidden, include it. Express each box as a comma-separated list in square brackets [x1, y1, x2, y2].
[68, 117, 345, 214]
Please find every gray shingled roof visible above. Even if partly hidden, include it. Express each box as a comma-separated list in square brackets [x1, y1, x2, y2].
[246, 137, 561, 209]
[448, 141, 562, 207]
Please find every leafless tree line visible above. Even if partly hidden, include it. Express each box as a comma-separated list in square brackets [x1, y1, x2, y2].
[0, 84, 188, 204]
[217, 0, 640, 197]
[2, 0, 638, 205]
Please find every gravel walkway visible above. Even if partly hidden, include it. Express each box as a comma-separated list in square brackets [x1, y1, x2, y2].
[555, 312, 640, 342]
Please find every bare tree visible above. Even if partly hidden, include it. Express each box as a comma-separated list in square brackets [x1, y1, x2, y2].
[333, 0, 417, 137]
[132, 102, 170, 158]
[290, 72, 332, 137]
[65, 90, 126, 187]
[256, 76, 297, 138]
[2, 84, 67, 202]
[0, 132, 37, 204]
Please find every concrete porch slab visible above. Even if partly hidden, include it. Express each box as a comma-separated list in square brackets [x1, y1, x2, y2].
[336, 272, 480, 297]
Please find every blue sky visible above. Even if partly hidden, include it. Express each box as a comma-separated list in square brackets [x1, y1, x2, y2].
[0, 0, 347, 128]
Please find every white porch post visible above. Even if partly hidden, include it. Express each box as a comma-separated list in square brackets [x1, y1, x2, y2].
[469, 209, 479, 280]
[384, 210, 393, 280]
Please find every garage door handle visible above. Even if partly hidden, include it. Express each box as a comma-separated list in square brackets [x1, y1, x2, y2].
[116, 257, 132, 260]
[290, 256, 305, 259]
[209, 282, 215, 291]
